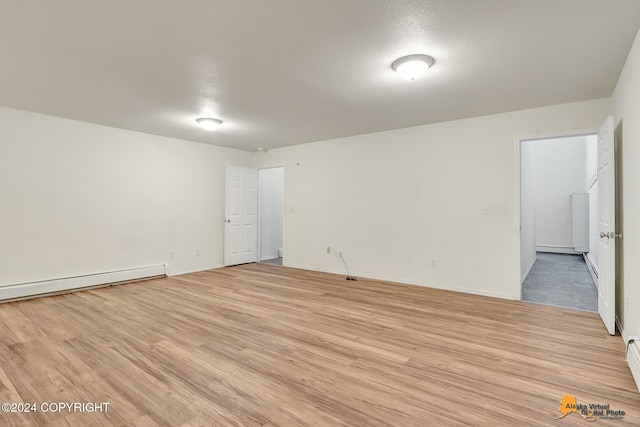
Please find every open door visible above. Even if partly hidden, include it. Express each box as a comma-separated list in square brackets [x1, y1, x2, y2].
[224, 166, 258, 266]
[597, 116, 616, 335]
[258, 167, 284, 264]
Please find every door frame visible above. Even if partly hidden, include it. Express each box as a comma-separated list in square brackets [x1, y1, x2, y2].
[257, 166, 285, 264]
[514, 127, 598, 301]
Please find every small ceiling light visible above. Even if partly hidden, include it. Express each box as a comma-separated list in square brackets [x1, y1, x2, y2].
[391, 54, 435, 80]
[196, 117, 223, 131]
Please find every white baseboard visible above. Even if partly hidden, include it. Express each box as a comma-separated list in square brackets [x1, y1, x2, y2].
[0, 265, 167, 302]
[284, 262, 517, 301]
[583, 253, 599, 290]
[521, 257, 536, 284]
[616, 317, 640, 392]
[536, 245, 580, 255]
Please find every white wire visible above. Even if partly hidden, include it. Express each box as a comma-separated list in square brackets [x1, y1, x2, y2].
[339, 253, 354, 279]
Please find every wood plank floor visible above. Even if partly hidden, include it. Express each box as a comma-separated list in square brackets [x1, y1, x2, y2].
[0, 263, 638, 426]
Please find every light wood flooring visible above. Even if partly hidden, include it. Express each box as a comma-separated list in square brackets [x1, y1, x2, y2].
[0, 263, 638, 426]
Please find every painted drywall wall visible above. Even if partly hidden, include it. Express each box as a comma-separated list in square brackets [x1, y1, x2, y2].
[585, 135, 599, 272]
[259, 167, 284, 260]
[613, 26, 640, 388]
[527, 136, 588, 252]
[257, 98, 611, 299]
[0, 107, 252, 286]
[520, 141, 537, 281]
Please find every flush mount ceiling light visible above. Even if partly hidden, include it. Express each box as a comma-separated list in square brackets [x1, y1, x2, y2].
[195, 117, 223, 131]
[391, 54, 435, 80]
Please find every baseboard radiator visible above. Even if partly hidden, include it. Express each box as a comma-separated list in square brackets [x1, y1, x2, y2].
[0, 264, 166, 302]
[583, 253, 599, 290]
[535, 244, 581, 255]
[628, 338, 640, 392]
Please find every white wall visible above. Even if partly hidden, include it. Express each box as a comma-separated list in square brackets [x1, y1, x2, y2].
[0, 107, 252, 286]
[520, 141, 536, 281]
[257, 98, 611, 299]
[527, 136, 588, 252]
[585, 135, 599, 271]
[259, 167, 284, 260]
[613, 27, 640, 389]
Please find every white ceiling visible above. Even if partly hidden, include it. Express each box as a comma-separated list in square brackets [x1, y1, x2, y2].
[1, 1, 640, 151]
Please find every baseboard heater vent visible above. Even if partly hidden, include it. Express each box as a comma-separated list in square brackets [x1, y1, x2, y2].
[627, 337, 640, 392]
[583, 253, 599, 289]
[0, 264, 167, 303]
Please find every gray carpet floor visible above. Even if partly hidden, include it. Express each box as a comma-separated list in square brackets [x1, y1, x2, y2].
[522, 252, 598, 312]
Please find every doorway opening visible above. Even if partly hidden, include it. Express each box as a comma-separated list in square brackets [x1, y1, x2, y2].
[258, 167, 284, 266]
[520, 134, 599, 311]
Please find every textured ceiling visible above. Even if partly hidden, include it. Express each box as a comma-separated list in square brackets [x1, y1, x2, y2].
[1, 0, 639, 151]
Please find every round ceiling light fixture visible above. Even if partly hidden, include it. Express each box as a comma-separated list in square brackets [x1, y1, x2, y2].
[196, 117, 223, 131]
[391, 54, 435, 80]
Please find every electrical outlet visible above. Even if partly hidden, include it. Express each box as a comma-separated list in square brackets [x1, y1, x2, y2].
[169, 251, 175, 259]
[326, 246, 331, 254]
[431, 259, 437, 267]
[335, 250, 343, 257]
[196, 249, 200, 256]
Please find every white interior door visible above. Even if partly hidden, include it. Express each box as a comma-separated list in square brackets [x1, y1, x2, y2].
[597, 116, 616, 335]
[224, 166, 258, 266]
